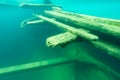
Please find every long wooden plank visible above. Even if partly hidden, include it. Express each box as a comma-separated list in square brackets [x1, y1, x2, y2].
[0, 57, 76, 75]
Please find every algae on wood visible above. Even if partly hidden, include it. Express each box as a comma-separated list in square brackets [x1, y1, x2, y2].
[34, 15, 120, 59]
[19, 6, 120, 79]
[46, 32, 78, 47]
[46, 31, 120, 59]
[0, 57, 76, 75]
[45, 11, 120, 38]
[90, 40, 120, 59]
[53, 10, 120, 26]
[35, 15, 99, 41]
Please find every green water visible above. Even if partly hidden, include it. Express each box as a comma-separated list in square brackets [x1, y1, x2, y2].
[0, 0, 120, 80]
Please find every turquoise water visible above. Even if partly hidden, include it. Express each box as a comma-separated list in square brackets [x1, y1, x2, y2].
[0, 0, 120, 80]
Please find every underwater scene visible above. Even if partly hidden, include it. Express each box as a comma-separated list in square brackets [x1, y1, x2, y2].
[0, 0, 120, 80]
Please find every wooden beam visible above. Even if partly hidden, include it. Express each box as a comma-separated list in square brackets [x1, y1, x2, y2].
[26, 20, 44, 25]
[19, 3, 59, 10]
[35, 15, 98, 41]
[45, 11, 120, 38]
[0, 57, 76, 75]
[46, 32, 78, 47]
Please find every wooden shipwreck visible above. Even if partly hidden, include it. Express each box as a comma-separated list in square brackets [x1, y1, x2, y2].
[0, 3, 120, 80]
[20, 3, 120, 58]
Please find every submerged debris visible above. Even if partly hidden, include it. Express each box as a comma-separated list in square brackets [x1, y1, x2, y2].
[19, 4, 120, 79]
[36, 15, 99, 41]
[46, 32, 78, 47]
[45, 10, 120, 38]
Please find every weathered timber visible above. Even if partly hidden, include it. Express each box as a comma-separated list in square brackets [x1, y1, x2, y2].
[53, 10, 120, 26]
[90, 40, 120, 59]
[19, 3, 59, 10]
[0, 57, 76, 75]
[46, 32, 78, 47]
[94, 60, 120, 79]
[77, 52, 120, 79]
[45, 11, 120, 38]
[20, 3, 55, 8]
[26, 20, 44, 25]
[35, 15, 99, 41]
[46, 31, 120, 59]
